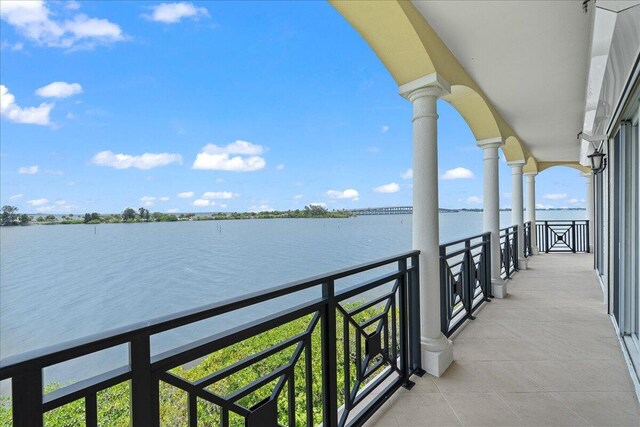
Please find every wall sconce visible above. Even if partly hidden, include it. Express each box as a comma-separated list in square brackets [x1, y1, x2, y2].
[587, 149, 607, 174]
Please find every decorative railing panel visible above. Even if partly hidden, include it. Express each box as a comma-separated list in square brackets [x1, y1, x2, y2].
[499, 226, 519, 279]
[536, 220, 590, 253]
[524, 221, 532, 258]
[0, 252, 422, 427]
[439, 233, 492, 337]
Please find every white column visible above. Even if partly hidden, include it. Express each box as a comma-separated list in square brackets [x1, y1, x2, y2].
[524, 172, 539, 255]
[508, 160, 528, 269]
[477, 138, 507, 298]
[582, 172, 594, 252]
[399, 74, 452, 377]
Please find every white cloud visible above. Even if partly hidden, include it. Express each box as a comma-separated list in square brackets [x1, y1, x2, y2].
[467, 196, 482, 204]
[35, 201, 77, 213]
[91, 150, 182, 170]
[193, 199, 213, 207]
[66, 112, 76, 120]
[36, 82, 83, 98]
[219, 203, 227, 209]
[310, 202, 326, 208]
[9, 194, 23, 200]
[441, 167, 475, 180]
[381, 125, 389, 133]
[249, 204, 274, 212]
[27, 198, 48, 206]
[140, 196, 156, 207]
[144, 2, 209, 24]
[65, 1, 81, 11]
[293, 194, 303, 200]
[327, 189, 359, 200]
[536, 203, 553, 209]
[177, 191, 194, 198]
[1, 85, 53, 126]
[44, 169, 64, 175]
[202, 191, 236, 200]
[192, 141, 266, 172]
[1, 41, 23, 51]
[401, 168, 413, 180]
[544, 193, 567, 200]
[159, 196, 170, 202]
[502, 192, 512, 198]
[276, 164, 285, 171]
[366, 146, 380, 154]
[18, 165, 39, 174]
[374, 182, 400, 193]
[167, 208, 179, 213]
[0, 0, 125, 50]
[215, 178, 224, 184]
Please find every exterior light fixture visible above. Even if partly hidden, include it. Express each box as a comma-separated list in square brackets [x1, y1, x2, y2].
[587, 149, 607, 174]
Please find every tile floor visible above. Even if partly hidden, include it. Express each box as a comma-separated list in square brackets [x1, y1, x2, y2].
[364, 254, 640, 426]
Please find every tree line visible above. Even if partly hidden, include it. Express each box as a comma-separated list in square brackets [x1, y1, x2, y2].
[1, 205, 351, 226]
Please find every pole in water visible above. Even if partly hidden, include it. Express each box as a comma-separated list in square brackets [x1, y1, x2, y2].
[94, 226, 96, 234]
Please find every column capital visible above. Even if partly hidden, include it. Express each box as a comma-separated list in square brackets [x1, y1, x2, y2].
[399, 73, 451, 101]
[477, 137, 504, 150]
[523, 172, 538, 177]
[507, 159, 526, 168]
[580, 171, 592, 178]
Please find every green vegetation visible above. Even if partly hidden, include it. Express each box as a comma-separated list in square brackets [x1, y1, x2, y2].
[0, 302, 392, 427]
[1, 205, 32, 226]
[2, 205, 351, 226]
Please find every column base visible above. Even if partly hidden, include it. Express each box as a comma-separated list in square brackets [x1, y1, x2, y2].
[420, 336, 453, 377]
[532, 247, 539, 255]
[491, 278, 507, 299]
[518, 257, 528, 270]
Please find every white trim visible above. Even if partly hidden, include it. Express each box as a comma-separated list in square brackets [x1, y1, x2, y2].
[609, 313, 640, 401]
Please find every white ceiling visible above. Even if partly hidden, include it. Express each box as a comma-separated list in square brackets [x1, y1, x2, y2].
[412, 1, 594, 162]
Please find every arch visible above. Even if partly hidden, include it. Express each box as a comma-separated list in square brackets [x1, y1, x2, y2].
[330, 0, 529, 164]
[503, 135, 528, 162]
[523, 157, 539, 174]
[538, 162, 591, 174]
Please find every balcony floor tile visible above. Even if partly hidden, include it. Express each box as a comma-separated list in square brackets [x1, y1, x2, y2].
[364, 254, 639, 427]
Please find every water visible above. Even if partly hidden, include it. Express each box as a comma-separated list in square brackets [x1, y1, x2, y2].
[0, 210, 583, 387]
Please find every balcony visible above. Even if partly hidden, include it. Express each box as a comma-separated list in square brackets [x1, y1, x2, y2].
[365, 252, 640, 427]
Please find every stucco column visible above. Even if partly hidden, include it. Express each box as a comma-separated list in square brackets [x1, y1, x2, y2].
[524, 172, 539, 255]
[477, 138, 507, 298]
[399, 74, 453, 377]
[582, 172, 594, 252]
[508, 160, 528, 269]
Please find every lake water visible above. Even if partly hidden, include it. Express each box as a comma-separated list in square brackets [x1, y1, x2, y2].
[0, 210, 583, 387]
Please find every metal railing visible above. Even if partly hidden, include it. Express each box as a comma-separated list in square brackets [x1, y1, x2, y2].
[439, 232, 492, 337]
[0, 252, 423, 427]
[524, 221, 532, 258]
[536, 220, 590, 253]
[500, 225, 519, 279]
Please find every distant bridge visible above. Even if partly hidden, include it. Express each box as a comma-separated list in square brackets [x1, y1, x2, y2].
[347, 206, 413, 215]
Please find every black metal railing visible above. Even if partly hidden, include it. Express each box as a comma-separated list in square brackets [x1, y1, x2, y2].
[536, 220, 590, 253]
[439, 233, 492, 337]
[0, 252, 423, 427]
[524, 221, 532, 258]
[499, 225, 519, 279]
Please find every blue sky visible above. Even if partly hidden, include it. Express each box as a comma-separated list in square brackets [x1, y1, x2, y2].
[0, 1, 586, 214]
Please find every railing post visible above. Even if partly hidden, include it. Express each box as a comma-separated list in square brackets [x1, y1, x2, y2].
[586, 220, 590, 253]
[12, 367, 43, 427]
[464, 239, 475, 320]
[485, 233, 493, 298]
[545, 221, 550, 253]
[504, 231, 511, 279]
[513, 226, 519, 271]
[130, 335, 159, 427]
[321, 281, 338, 427]
[398, 258, 410, 385]
[439, 245, 449, 336]
[409, 253, 423, 374]
[571, 220, 577, 253]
